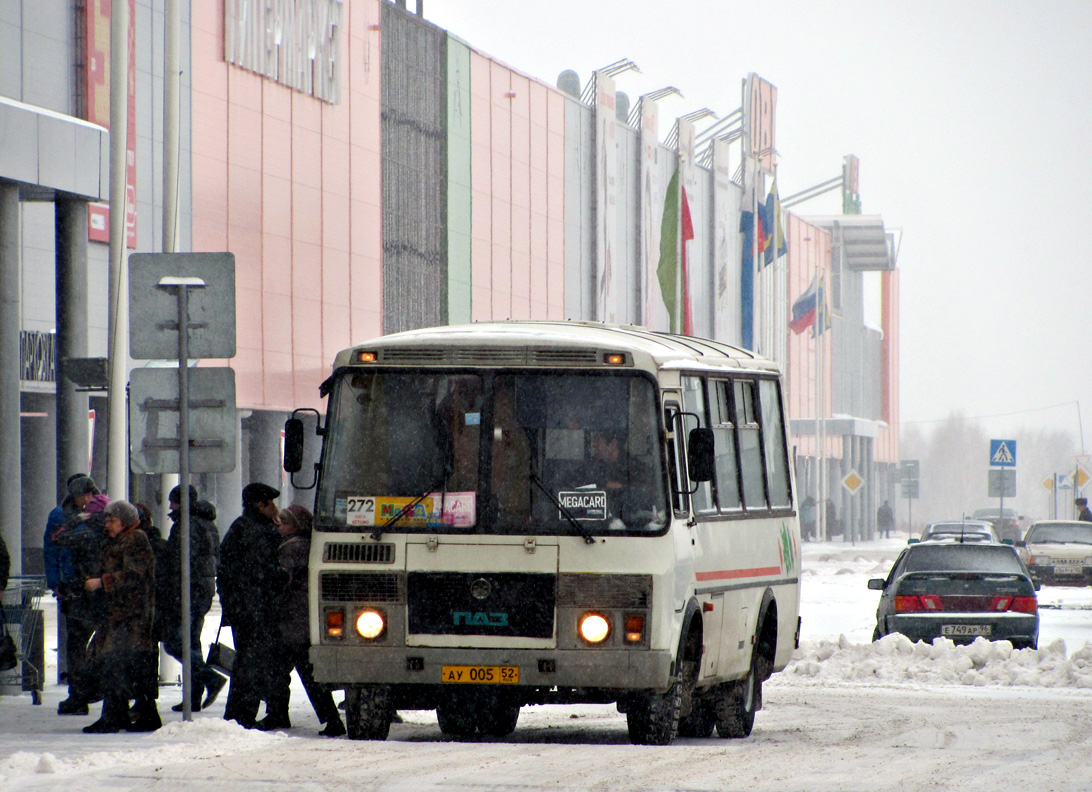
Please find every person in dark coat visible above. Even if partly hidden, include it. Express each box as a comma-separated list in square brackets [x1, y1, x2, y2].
[49, 475, 108, 715]
[877, 500, 895, 539]
[82, 500, 161, 733]
[264, 505, 345, 735]
[1077, 498, 1092, 523]
[160, 484, 227, 712]
[218, 482, 285, 729]
[0, 530, 8, 592]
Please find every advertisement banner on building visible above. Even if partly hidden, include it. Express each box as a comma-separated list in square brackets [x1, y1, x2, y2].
[747, 73, 777, 173]
[712, 138, 743, 345]
[640, 99, 670, 332]
[677, 118, 697, 336]
[595, 70, 618, 323]
[84, 0, 137, 248]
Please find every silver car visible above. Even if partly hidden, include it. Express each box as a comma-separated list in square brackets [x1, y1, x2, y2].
[1017, 520, 1092, 586]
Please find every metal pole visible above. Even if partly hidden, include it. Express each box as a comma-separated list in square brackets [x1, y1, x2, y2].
[107, 0, 130, 500]
[177, 285, 192, 721]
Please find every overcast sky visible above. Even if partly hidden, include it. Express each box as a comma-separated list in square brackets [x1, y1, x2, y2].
[425, 0, 1092, 448]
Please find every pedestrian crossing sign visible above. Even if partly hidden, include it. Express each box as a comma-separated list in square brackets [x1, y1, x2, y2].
[990, 439, 1016, 467]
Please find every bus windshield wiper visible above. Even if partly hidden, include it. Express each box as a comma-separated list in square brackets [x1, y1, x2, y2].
[529, 471, 596, 545]
[373, 471, 448, 541]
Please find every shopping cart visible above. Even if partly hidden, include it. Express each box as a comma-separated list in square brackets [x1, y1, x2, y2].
[1, 574, 47, 704]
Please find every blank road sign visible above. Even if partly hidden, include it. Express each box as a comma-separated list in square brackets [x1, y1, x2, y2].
[129, 252, 236, 360]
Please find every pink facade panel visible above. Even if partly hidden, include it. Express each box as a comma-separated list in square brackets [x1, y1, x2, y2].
[785, 215, 833, 459]
[190, 0, 383, 412]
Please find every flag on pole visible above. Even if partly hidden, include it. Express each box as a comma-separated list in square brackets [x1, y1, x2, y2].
[656, 168, 680, 332]
[813, 275, 831, 337]
[680, 185, 695, 335]
[739, 208, 755, 349]
[789, 275, 819, 334]
[763, 180, 787, 266]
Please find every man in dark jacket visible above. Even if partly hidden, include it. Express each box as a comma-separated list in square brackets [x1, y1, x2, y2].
[161, 484, 227, 712]
[218, 482, 285, 729]
[49, 475, 107, 715]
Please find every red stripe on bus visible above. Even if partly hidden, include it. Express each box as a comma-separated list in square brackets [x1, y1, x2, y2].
[695, 566, 782, 582]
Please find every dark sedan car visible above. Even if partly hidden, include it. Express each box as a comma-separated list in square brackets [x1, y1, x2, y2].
[868, 542, 1039, 649]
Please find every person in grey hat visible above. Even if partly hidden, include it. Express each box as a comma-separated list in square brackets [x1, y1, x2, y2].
[82, 499, 160, 733]
[217, 482, 285, 729]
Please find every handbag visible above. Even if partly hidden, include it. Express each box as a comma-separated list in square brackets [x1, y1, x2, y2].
[205, 621, 235, 676]
[0, 611, 17, 672]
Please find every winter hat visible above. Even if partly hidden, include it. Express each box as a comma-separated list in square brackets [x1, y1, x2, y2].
[67, 475, 99, 498]
[168, 484, 199, 506]
[84, 494, 111, 515]
[242, 482, 280, 509]
[104, 499, 139, 527]
[285, 504, 313, 532]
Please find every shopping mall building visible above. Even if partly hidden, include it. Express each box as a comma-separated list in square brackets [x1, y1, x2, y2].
[0, 0, 899, 572]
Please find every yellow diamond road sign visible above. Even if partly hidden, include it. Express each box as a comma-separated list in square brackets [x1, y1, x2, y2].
[842, 470, 864, 494]
[1042, 476, 1055, 492]
[1078, 466, 1091, 490]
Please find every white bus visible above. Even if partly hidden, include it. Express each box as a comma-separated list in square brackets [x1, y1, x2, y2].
[283, 320, 801, 745]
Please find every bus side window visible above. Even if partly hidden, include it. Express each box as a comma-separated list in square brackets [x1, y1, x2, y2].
[663, 401, 688, 515]
[711, 380, 742, 511]
[759, 379, 792, 508]
[734, 380, 767, 509]
[682, 376, 715, 514]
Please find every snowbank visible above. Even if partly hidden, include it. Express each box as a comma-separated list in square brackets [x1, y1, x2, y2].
[781, 633, 1092, 688]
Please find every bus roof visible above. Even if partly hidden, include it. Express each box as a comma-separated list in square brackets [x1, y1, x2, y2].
[332, 320, 779, 375]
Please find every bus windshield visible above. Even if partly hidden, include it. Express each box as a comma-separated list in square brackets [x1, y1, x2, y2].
[316, 369, 668, 536]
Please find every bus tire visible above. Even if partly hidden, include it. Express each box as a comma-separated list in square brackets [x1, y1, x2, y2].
[715, 655, 759, 738]
[626, 669, 682, 745]
[344, 685, 393, 741]
[676, 658, 714, 738]
[436, 698, 477, 737]
[479, 702, 521, 737]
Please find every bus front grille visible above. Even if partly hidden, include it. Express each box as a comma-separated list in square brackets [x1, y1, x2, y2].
[557, 574, 652, 608]
[320, 572, 404, 603]
[407, 572, 555, 638]
[323, 542, 395, 564]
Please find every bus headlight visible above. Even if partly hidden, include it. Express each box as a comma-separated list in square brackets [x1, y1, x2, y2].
[356, 608, 386, 640]
[579, 612, 611, 644]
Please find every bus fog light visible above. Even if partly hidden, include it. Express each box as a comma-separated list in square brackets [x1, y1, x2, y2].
[579, 613, 611, 644]
[624, 615, 645, 644]
[356, 609, 386, 640]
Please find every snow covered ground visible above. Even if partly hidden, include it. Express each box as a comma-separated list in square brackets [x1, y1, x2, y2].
[3, 535, 1092, 791]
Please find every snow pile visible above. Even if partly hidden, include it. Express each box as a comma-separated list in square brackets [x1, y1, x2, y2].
[781, 633, 1092, 688]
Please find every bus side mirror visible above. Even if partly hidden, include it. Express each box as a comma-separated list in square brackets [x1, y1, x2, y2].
[284, 418, 305, 473]
[687, 428, 715, 483]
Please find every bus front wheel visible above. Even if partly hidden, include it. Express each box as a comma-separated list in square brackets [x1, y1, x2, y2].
[345, 685, 393, 741]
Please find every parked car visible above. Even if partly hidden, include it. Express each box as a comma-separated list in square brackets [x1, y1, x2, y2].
[1016, 520, 1092, 586]
[868, 542, 1039, 648]
[919, 520, 1000, 544]
[970, 507, 1024, 543]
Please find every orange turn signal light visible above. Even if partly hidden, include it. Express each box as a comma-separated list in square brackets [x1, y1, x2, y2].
[357, 351, 377, 363]
[325, 609, 345, 638]
[624, 615, 645, 644]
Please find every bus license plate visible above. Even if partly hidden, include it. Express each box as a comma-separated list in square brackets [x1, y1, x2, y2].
[441, 665, 520, 684]
[942, 624, 991, 637]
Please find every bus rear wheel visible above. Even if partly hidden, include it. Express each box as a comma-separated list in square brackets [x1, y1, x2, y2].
[344, 685, 393, 741]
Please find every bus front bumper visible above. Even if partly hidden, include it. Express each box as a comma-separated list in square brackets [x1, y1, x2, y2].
[310, 645, 673, 690]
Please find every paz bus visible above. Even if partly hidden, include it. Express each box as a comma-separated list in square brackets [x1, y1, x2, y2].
[283, 320, 801, 745]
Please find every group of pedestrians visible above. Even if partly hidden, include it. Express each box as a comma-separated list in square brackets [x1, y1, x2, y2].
[43, 475, 343, 736]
